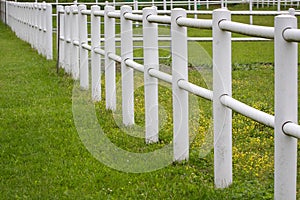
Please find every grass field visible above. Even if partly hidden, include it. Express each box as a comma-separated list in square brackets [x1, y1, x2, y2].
[0, 5, 300, 199]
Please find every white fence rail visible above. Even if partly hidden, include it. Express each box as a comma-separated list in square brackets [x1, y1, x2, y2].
[49, 0, 300, 11]
[1, 1, 300, 199]
[0, 1, 53, 60]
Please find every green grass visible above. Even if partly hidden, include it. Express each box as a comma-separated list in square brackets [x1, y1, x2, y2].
[0, 10, 299, 199]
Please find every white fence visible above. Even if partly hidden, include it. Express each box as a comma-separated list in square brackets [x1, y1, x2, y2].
[1, 1, 300, 199]
[57, 4, 300, 199]
[0, 1, 53, 60]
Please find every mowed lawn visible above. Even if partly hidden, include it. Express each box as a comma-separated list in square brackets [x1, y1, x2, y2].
[0, 12, 298, 198]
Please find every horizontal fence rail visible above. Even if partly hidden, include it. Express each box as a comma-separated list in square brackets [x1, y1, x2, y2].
[1, 1, 300, 199]
[48, 0, 300, 13]
[218, 20, 275, 39]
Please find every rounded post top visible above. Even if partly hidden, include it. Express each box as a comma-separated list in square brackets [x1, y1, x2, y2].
[143, 6, 157, 12]
[171, 7, 186, 19]
[78, 4, 86, 11]
[42, 1, 46, 9]
[70, 5, 78, 13]
[65, 5, 70, 13]
[289, 8, 295, 16]
[142, 6, 157, 22]
[213, 8, 230, 13]
[121, 5, 132, 10]
[105, 5, 114, 11]
[172, 8, 185, 11]
[91, 5, 100, 11]
[275, 13, 297, 20]
[57, 5, 63, 10]
[212, 7, 231, 21]
[121, 5, 132, 13]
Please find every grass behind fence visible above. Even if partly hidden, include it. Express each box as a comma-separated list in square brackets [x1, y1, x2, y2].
[1, 13, 300, 198]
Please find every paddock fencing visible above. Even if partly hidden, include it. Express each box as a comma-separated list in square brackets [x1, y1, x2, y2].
[2, 1, 300, 199]
[0, 1, 53, 59]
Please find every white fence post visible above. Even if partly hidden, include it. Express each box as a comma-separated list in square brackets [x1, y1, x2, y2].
[134, 0, 138, 11]
[23, 3, 25, 40]
[6, 1, 8, 25]
[212, 8, 232, 188]
[194, 0, 197, 19]
[78, 4, 89, 90]
[171, 8, 189, 161]
[19, 4, 22, 41]
[18, 3, 20, 38]
[121, 5, 134, 126]
[17, 3, 21, 39]
[133, 1, 139, 27]
[5, 2, 8, 26]
[13, 3, 16, 31]
[27, 3, 31, 43]
[37, 4, 42, 55]
[104, 5, 116, 111]
[26, 3, 30, 42]
[11, 3, 15, 32]
[274, 14, 298, 200]
[64, 6, 71, 74]
[24, 3, 27, 42]
[30, 3, 34, 49]
[11, 3, 14, 29]
[249, 0, 253, 25]
[25, 3, 28, 41]
[33, 3, 37, 52]
[34, 3, 39, 53]
[70, 5, 79, 79]
[22, 3, 25, 42]
[11, 3, 13, 31]
[70, 5, 75, 76]
[91, 5, 101, 102]
[57, 5, 65, 69]
[26, 3, 29, 44]
[25, 3, 29, 42]
[42, 2, 47, 57]
[143, 6, 159, 143]
[45, 3, 52, 60]
[40, 3, 44, 56]
[16, 3, 19, 36]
